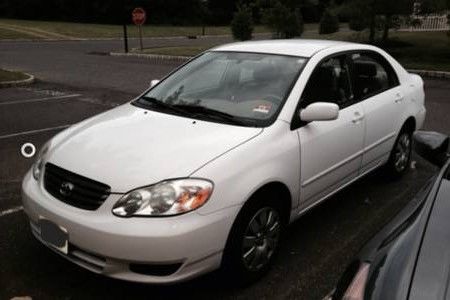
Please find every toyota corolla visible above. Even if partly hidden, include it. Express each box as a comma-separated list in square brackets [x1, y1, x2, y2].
[22, 40, 426, 284]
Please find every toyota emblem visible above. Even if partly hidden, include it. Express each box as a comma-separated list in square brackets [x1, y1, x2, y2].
[60, 182, 74, 197]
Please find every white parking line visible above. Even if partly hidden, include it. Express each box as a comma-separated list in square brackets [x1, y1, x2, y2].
[0, 206, 23, 217]
[0, 94, 81, 106]
[0, 124, 71, 140]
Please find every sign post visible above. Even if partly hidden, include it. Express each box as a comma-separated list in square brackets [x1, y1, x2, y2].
[132, 7, 146, 51]
[122, 0, 129, 53]
[122, 24, 129, 53]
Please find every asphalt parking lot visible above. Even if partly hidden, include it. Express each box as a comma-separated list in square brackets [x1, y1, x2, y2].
[0, 52, 449, 299]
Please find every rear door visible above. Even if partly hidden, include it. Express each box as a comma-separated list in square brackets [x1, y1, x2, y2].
[349, 51, 403, 174]
[295, 54, 365, 205]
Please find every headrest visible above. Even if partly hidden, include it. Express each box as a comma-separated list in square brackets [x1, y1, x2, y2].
[354, 61, 377, 77]
[253, 63, 278, 82]
[302, 66, 336, 101]
[313, 66, 335, 86]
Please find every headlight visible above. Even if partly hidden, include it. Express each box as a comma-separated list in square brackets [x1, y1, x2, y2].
[112, 179, 213, 217]
[32, 143, 49, 180]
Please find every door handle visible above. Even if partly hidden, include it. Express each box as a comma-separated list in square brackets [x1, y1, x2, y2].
[352, 112, 364, 123]
[394, 93, 404, 103]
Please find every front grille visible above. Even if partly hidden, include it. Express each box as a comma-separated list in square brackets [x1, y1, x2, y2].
[44, 163, 111, 210]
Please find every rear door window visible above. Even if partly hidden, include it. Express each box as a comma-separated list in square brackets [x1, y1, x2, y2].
[350, 52, 399, 100]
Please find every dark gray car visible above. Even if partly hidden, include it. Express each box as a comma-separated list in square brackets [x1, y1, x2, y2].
[332, 131, 450, 300]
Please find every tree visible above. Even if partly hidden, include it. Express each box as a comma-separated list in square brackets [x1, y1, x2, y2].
[348, 15, 367, 31]
[207, 0, 240, 25]
[342, 0, 411, 43]
[338, 0, 368, 31]
[262, 1, 304, 38]
[319, 9, 340, 34]
[375, 0, 411, 41]
[420, 0, 450, 13]
[447, 13, 450, 40]
[231, 5, 254, 40]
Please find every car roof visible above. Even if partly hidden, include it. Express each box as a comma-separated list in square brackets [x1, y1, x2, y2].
[211, 39, 357, 58]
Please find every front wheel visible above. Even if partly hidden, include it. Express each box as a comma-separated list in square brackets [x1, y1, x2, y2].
[222, 197, 284, 285]
[385, 130, 412, 178]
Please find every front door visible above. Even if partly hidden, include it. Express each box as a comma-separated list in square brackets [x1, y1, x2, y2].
[295, 54, 365, 205]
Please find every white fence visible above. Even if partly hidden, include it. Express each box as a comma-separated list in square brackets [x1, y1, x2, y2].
[398, 13, 449, 31]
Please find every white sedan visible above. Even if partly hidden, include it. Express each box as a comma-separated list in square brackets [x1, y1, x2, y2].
[22, 39, 426, 284]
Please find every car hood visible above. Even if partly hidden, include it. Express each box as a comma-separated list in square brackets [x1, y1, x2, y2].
[345, 162, 448, 300]
[46, 104, 262, 193]
[409, 166, 450, 300]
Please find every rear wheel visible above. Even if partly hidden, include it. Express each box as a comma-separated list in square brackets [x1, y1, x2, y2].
[385, 129, 413, 178]
[222, 195, 284, 285]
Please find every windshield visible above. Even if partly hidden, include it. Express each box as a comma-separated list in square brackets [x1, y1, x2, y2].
[136, 51, 307, 127]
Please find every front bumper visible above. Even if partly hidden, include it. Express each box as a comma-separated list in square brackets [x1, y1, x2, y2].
[22, 171, 240, 284]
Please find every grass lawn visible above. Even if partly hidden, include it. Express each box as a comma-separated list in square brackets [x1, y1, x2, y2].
[140, 30, 450, 72]
[0, 27, 39, 39]
[137, 46, 213, 57]
[0, 69, 29, 82]
[385, 31, 450, 71]
[0, 18, 268, 39]
[0, 18, 325, 40]
[1, 18, 448, 71]
[136, 24, 363, 57]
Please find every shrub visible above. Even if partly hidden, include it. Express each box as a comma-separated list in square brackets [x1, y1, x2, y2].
[263, 2, 304, 38]
[349, 15, 367, 31]
[447, 14, 450, 40]
[411, 18, 422, 28]
[231, 5, 254, 41]
[319, 9, 340, 34]
[284, 9, 304, 38]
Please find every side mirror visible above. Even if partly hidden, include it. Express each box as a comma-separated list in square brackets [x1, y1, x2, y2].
[150, 79, 160, 88]
[413, 131, 449, 167]
[300, 102, 339, 122]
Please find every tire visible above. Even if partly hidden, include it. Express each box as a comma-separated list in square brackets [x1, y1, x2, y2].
[222, 193, 285, 285]
[384, 128, 413, 178]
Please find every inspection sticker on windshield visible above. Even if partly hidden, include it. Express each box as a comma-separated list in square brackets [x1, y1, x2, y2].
[253, 104, 271, 114]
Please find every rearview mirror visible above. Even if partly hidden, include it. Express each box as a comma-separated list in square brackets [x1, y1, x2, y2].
[150, 79, 160, 88]
[300, 102, 339, 122]
[413, 131, 449, 167]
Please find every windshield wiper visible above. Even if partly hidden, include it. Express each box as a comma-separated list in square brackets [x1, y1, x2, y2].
[173, 104, 249, 126]
[138, 98, 253, 126]
[138, 96, 188, 115]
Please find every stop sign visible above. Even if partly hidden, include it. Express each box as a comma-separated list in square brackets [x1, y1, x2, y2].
[132, 7, 146, 26]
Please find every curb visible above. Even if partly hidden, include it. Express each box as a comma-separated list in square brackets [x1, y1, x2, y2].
[110, 52, 191, 64]
[0, 72, 35, 88]
[110, 52, 450, 80]
[407, 69, 450, 79]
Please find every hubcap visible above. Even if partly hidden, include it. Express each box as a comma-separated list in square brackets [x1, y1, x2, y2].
[241, 207, 281, 271]
[394, 133, 411, 172]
